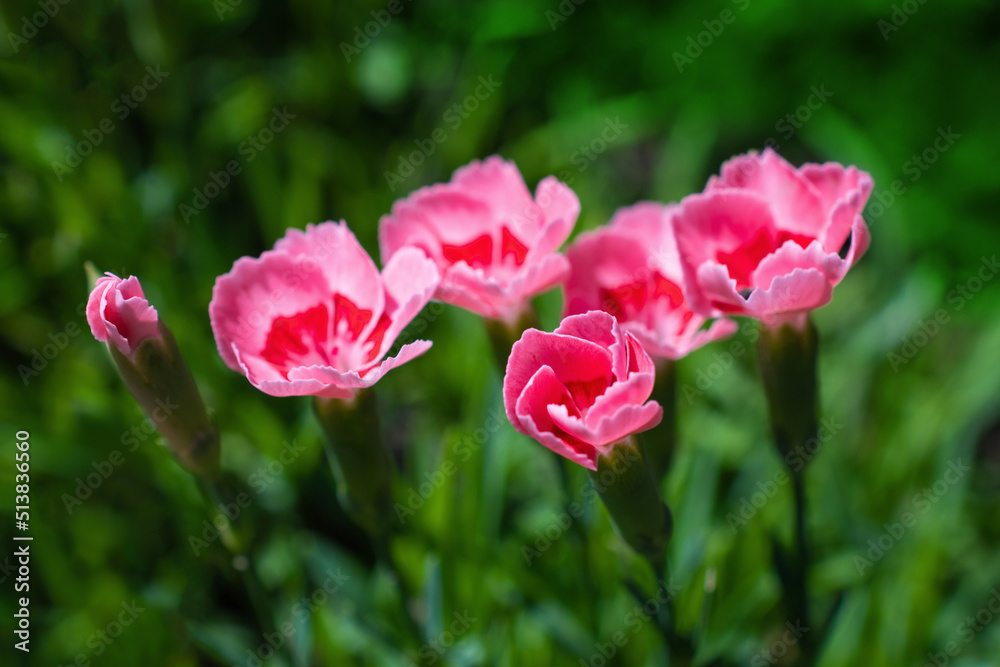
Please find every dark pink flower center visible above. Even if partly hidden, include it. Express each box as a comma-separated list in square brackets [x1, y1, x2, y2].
[262, 304, 332, 370]
[716, 228, 813, 289]
[442, 234, 493, 267]
[500, 227, 529, 265]
[363, 314, 392, 364]
[332, 293, 372, 339]
[261, 296, 392, 376]
[564, 377, 609, 412]
[439, 227, 529, 269]
[599, 271, 689, 332]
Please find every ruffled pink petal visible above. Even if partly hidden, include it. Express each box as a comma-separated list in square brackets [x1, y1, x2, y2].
[379, 157, 578, 322]
[378, 208, 444, 266]
[800, 162, 870, 215]
[394, 189, 498, 254]
[819, 172, 873, 256]
[86, 277, 114, 342]
[511, 365, 598, 469]
[503, 327, 614, 418]
[609, 201, 683, 281]
[751, 240, 845, 291]
[210, 252, 332, 372]
[530, 176, 580, 251]
[436, 253, 568, 323]
[437, 263, 514, 319]
[514, 364, 578, 434]
[232, 346, 357, 399]
[709, 149, 826, 239]
[273, 222, 386, 342]
[518, 410, 599, 470]
[296, 340, 434, 389]
[564, 231, 648, 318]
[451, 156, 542, 235]
[673, 190, 779, 269]
[583, 368, 655, 430]
[545, 404, 596, 444]
[745, 268, 834, 320]
[840, 213, 871, 274]
[551, 311, 627, 380]
[548, 401, 662, 451]
[623, 331, 655, 375]
[520, 213, 574, 270]
[504, 366, 597, 470]
[374, 247, 440, 360]
[503, 253, 570, 311]
[590, 402, 663, 449]
[690, 261, 748, 318]
[87, 274, 161, 356]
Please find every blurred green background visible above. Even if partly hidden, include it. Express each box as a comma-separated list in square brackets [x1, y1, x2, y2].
[2, 0, 1000, 665]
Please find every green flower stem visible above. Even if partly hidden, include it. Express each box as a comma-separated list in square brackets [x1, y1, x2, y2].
[625, 565, 693, 664]
[313, 392, 427, 656]
[314, 391, 394, 535]
[588, 437, 673, 565]
[196, 475, 292, 665]
[756, 317, 819, 660]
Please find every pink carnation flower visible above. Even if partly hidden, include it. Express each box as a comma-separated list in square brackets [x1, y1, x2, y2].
[503, 310, 663, 471]
[210, 221, 439, 399]
[87, 273, 162, 358]
[379, 156, 579, 324]
[565, 202, 736, 360]
[672, 149, 872, 325]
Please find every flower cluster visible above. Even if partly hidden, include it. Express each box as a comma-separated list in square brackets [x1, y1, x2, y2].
[91, 150, 871, 471]
[86, 147, 873, 652]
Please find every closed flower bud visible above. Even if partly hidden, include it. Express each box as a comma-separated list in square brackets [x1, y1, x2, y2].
[88, 273, 219, 476]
